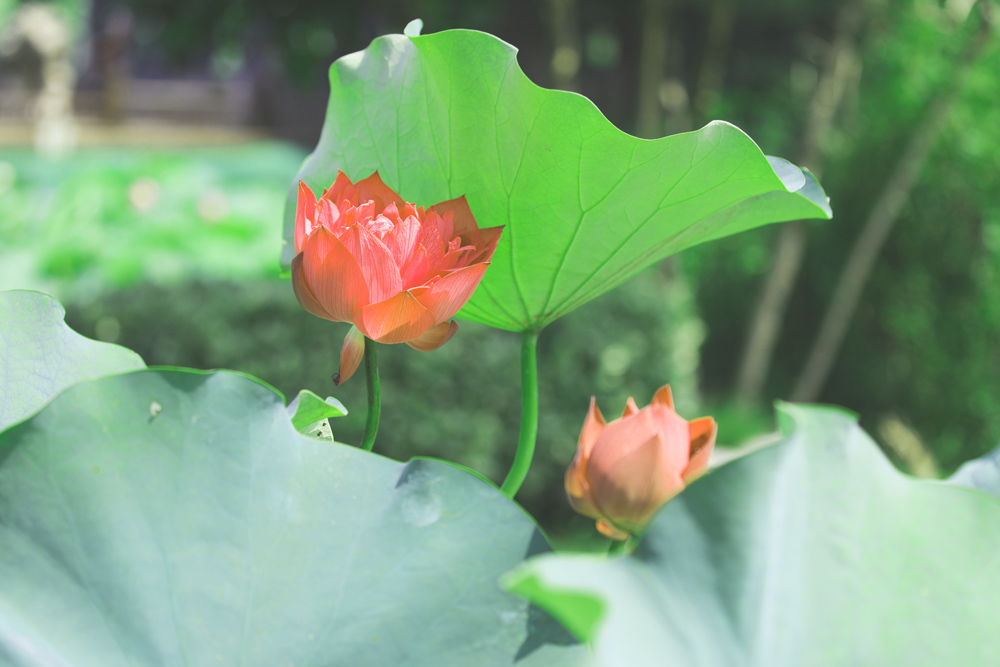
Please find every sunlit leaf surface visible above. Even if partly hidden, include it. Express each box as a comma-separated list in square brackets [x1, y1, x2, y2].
[285, 29, 831, 332]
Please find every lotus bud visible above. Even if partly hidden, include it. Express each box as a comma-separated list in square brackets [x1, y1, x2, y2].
[565, 385, 717, 540]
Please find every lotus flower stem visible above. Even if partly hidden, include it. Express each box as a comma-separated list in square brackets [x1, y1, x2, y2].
[608, 537, 634, 557]
[500, 331, 540, 498]
[360, 337, 381, 452]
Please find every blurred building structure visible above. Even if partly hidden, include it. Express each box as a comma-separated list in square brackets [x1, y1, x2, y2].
[1, 3, 78, 154]
[0, 0, 329, 148]
[0, 0, 627, 151]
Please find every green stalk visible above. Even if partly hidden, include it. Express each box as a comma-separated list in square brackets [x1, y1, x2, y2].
[360, 337, 381, 452]
[608, 536, 634, 557]
[500, 331, 540, 498]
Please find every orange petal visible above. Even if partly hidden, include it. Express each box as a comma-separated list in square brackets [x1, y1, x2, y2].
[385, 214, 421, 271]
[601, 406, 686, 460]
[340, 224, 403, 304]
[622, 397, 640, 418]
[418, 212, 447, 267]
[333, 326, 365, 386]
[357, 291, 436, 344]
[354, 200, 376, 223]
[648, 403, 693, 472]
[324, 170, 359, 206]
[565, 399, 606, 525]
[577, 396, 606, 460]
[467, 224, 504, 262]
[356, 171, 405, 211]
[381, 201, 400, 221]
[316, 198, 343, 235]
[400, 244, 432, 288]
[651, 385, 674, 409]
[588, 433, 686, 531]
[294, 181, 317, 253]
[682, 417, 718, 484]
[300, 226, 369, 323]
[406, 320, 459, 352]
[566, 452, 601, 520]
[291, 252, 331, 320]
[413, 263, 490, 321]
[429, 195, 478, 237]
[595, 520, 630, 541]
[436, 210, 456, 243]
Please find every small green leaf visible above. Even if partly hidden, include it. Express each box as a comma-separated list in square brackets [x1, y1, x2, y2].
[0, 289, 144, 433]
[508, 404, 1000, 666]
[287, 388, 348, 433]
[502, 561, 606, 644]
[285, 29, 832, 332]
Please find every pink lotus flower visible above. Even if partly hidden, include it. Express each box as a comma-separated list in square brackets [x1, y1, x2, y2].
[565, 386, 717, 540]
[291, 170, 502, 384]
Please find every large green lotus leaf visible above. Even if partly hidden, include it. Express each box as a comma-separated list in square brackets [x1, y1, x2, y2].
[504, 403, 1000, 666]
[0, 369, 584, 666]
[283, 29, 831, 332]
[0, 290, 144, 433]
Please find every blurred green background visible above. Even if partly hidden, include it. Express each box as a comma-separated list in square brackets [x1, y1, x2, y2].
[1, 0, 998, 545]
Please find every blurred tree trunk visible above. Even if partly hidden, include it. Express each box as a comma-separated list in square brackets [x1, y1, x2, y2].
[547, 0, 580, 92]
[877, 415, 940, 478]
[637, 0, 704, 407]
[691, 0, 736, 128]
[791, 1, 995, 402]
[734, 0, 866, 405]
[636, 0, 670, 139]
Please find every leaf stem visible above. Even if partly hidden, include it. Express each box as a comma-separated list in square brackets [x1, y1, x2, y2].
[500, 331, 540, 498]
[360, 337, 381, 452]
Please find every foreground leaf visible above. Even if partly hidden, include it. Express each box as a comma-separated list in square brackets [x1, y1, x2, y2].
[284, 29, 832, 333]
[506, 403, 1000, 666]
[0, 369, 583, 666]
[949, 442, 1000, 499]
[0, 289, 144, 432]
